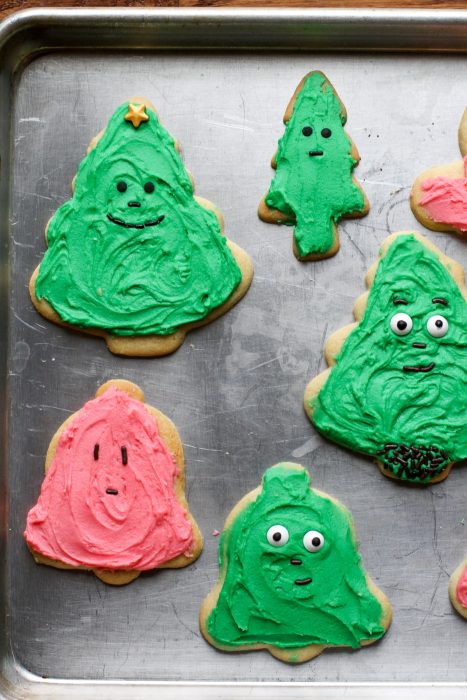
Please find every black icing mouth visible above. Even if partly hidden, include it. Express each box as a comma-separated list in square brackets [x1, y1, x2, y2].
[105, 488, 119, 495]
[403, 362, 435, 373]
[294, 577, 312, 586]
[107, 213, 165, 229]
[308, 150, 324, 157]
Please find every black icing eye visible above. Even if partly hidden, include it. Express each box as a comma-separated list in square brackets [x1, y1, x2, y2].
[94, 444, 99, 461]
[121, 447, 128, 465]
[144, 182, 155, 194]
[321, 128, 332, 138]
[266, 525, 289, 547]
[302, 126, 313, 137]
[116, 181, 127, 193]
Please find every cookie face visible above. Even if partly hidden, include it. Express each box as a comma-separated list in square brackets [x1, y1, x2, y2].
[258, 71, 368, 261]
[411, 109, 467, 236]
[304, 232, 467, 484]
[200, 464, 391, 663]
[30, 100, 253, 356]
[24, 380, 202, 584]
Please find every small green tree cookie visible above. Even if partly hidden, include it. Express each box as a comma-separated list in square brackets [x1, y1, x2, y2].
[258, 71, 369, 260]
[200, 463, 391, 663]
[259, 71, 369, 261]
[305, 231, 467, 484]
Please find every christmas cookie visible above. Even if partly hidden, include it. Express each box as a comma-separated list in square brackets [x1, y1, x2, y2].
[304, 231, 467, 485]
[24, 379, 202, 585]
[200, 463, 391, 663]
[258, 71, 369, 261]
[29, 99, 253, 356]
[449, 559, 467, 619]
[411, 109, 467, 236]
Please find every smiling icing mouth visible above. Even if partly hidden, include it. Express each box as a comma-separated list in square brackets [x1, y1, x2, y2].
[294, 577, 312, 586]
[403, 362, 435, 373]
[107, 213, 165, 229]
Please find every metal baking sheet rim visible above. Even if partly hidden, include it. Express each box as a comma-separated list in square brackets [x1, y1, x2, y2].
[1, 7, 467, 700]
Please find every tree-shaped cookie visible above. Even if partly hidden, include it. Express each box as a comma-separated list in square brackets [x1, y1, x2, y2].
[411, 108, 467, 236]
[258, 71, 369, 261]
[304, 231, 467, 485]
[200, 463, 391, 663]
[449, 559, 467, 619]
[24, 379, 202, 585]
[30, 99, 253, 356]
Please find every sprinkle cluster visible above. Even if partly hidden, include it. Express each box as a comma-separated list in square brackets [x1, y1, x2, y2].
[376, 443, 450, 482]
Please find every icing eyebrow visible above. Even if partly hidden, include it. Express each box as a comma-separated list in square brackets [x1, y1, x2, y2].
[432, 297, 448, 306]
[393, 298, 408, 305]
[121, 447, 128, 465]
[94, 444, 99, 461]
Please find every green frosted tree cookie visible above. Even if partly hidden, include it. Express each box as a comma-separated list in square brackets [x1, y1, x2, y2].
[259, 71, 369, 261]
[200, 463, 391, 663]
[305, 231, 467, 484]
[30, 99, 253, 356]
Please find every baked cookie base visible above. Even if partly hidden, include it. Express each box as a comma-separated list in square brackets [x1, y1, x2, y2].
[304, 230, 466, 485]
[411, 160, 467, 238]
[258, 71, 369, 262]
[29, 97, 254, 357]
[449, 558, 467, 620]
[410, 107, 467, 237]
[200, 463, 392, 663]
[27, 379, 203, 585]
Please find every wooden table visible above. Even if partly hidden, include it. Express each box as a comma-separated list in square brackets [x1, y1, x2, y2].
[1, 0, 466, 23]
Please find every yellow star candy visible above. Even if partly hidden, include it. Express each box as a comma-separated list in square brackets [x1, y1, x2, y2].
[124, 103, 149, 128]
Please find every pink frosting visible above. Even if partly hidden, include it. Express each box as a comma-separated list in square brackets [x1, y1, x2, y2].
[24, 387, 194, 571]
[456, 565, 467, 608]
[420, 156, 467, 231]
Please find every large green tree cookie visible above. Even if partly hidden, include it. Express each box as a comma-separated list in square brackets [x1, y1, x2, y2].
[200, 463, 391, 663]
[305, 231, 467, 484]
[258, 71, 369, 261]
[30, 99, 253, 356]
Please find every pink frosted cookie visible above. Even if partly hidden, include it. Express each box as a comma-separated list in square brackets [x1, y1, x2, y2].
[449, 559, 467, 619]
[24, 379, 202, 585]
[411, 109, 467, 236]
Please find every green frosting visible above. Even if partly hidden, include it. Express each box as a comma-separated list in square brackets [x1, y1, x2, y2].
[207, 464, 385, 652]
[309, 234, 467, 483]
[264, 72, 366, 258]
[35, 103, 242, 336]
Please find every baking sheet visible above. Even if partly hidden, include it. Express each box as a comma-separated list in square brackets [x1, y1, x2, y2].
[2, 8, 467, 698]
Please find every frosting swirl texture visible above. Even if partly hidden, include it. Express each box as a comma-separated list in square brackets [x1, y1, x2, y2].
[34, 103, 242, 336]
[24, 387, 194, 570]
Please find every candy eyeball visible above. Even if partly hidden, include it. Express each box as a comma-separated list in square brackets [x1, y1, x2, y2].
[427, 315, 448, 338]
[266, 525, 289, 547]
[390, 312, 413, 336]
[303, 530, 325, 552]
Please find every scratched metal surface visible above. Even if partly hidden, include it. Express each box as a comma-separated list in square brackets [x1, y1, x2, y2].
[5, 25, 467, 692]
